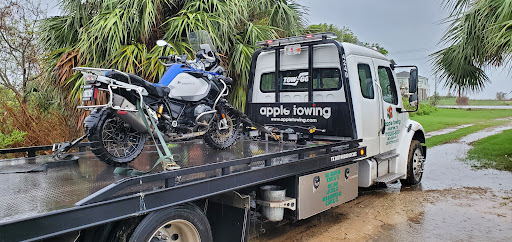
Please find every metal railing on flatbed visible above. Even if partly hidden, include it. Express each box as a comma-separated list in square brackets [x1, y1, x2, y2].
[0, 142, 91, 158]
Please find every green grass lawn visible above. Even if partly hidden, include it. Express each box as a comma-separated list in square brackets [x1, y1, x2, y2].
[411, 108, 512, 133]
[436, 97, 512, 106]
[425, 120, 509, 147]
[467, 129, 512, 171]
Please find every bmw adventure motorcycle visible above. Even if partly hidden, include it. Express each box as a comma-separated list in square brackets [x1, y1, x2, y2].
[71, 31, 240, 166]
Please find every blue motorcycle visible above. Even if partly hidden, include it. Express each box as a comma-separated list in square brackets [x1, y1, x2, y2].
[73, 31, 239, 166]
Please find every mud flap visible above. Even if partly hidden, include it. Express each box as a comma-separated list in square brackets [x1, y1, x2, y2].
[207, 191, 251, 242]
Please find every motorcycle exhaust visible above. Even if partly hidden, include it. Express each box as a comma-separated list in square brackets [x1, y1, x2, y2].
[116, 111, 148, 133]
[112, 95, 148, 133]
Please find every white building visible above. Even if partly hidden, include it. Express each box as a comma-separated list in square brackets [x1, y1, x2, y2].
[396, 71, 429, 101]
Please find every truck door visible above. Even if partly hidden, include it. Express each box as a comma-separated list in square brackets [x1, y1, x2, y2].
[373, 59, 402, 153]
[348, 56, 380, 157]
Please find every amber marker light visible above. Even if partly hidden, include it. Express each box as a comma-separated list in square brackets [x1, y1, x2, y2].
[360, 149, 365, 156]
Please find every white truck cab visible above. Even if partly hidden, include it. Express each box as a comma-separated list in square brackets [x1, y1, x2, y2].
[246, 32, 426, 187]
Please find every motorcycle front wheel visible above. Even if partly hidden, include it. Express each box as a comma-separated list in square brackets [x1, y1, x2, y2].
[203, 106, 240, 150]
[87, 109, 147, 166]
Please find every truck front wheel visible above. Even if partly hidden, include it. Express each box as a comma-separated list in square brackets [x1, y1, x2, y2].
[129, 204, 212, 242]
[401, 140, 425, 186]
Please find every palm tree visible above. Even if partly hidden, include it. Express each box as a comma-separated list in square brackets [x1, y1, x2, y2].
[39, 0, 306, 112]
[432, 0, 512, 96]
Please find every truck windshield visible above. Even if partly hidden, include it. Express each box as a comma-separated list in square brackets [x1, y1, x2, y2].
[260, 68, 341, 92]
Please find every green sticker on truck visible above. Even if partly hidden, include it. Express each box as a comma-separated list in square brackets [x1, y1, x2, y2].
[323, 169, 342, 206]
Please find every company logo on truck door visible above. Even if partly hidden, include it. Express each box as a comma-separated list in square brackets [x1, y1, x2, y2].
[282, 72, 309, 86]
[387, 106, 393, 118]
[260, 105, 331, 119]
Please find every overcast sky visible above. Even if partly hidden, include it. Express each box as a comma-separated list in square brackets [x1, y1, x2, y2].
[298, 0, 512, 99]
[41, 0, 511, 99]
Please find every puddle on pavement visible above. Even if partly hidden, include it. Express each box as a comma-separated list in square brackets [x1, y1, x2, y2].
[255, 123, 512, 242]
[422, 123, 512, 194]
[372, 188, 512, 242]
[460, 124, 512, 143]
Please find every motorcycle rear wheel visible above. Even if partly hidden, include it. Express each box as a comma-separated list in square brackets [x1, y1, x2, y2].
[88, 109, 147, 166]
[203, 106, 239, 150]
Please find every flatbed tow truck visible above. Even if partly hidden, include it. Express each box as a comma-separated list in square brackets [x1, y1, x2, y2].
[0, 33, 425, 242]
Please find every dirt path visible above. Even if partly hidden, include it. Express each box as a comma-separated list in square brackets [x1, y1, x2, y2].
[424, 117, 512, 139]
[253, 124, 512, 241]
[424, 124, 473, 138]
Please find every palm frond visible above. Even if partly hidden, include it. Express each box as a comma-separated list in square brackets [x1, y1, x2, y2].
[433, 0, 512, 94]
[40, 0, 307, 111]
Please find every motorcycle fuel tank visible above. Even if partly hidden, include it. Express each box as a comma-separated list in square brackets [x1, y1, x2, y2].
[167, 72, 211, 101]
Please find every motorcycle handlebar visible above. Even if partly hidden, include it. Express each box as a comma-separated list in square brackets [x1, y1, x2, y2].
[158, 54, 189, 64]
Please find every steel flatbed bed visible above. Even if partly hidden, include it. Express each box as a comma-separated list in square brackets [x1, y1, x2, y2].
[0, 139, 364, 241]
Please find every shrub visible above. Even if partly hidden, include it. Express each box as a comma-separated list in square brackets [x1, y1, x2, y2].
[0, 130, 27, 149]
[412, 103, 438, 116]
[456, 96, 469, 105]
[403, 97, 438, 117]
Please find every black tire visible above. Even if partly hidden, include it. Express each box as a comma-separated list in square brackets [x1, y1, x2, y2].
[129, 204, 212, 242]
[401, 140, 425, 186]
[87, 109, 146, 166]
[203, 104, 240, 150]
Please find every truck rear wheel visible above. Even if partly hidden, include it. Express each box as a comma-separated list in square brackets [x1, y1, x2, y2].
[129, 204, 212, 242]
[401, 140, 425, 186]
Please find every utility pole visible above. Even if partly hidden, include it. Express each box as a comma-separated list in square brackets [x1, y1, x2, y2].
[434, 74, 438, 106]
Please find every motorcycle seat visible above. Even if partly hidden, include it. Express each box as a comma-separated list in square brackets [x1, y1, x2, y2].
[106, 72, 169, 98]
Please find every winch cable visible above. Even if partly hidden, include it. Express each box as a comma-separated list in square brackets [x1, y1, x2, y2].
[114, 100, 180, 176]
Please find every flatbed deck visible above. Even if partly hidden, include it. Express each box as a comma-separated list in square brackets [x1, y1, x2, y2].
[0, 139, 364, 241]
[0, 140, 302, 223]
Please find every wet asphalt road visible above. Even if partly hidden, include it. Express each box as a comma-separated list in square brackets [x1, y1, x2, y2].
[255, 123, 512, 242]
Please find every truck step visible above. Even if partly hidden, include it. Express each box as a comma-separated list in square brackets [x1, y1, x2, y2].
[373, 173, 405, 184]
[374, 151, 399, 161]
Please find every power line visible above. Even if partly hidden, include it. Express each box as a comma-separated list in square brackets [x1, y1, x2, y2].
[387, 47, 433, 54]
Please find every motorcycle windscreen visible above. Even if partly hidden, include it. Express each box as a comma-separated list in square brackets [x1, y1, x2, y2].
[188, 30, 217, 54]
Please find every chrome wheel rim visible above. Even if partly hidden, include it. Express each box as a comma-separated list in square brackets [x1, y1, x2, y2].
[149, 219, 200, 242]
[101, 116, 144, 158]
[412, 148, 424, 181]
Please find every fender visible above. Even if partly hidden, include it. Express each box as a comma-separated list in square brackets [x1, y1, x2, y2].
[84, 108, 110, 135]
[395, 119, 426, 177]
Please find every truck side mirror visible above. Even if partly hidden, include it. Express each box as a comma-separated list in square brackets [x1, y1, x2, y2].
[409, 68, 418, 93]
[409, 94, 418, 107]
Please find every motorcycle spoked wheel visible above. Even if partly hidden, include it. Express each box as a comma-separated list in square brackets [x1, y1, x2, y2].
[88, 109, 147, 166]
[203, 108, 240, 150]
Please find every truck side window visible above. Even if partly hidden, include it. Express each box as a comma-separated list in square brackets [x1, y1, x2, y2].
[260, 68, 341, 92]
[377, 66, 398, 105]
[357, 64, 374, 99]
[261, 72, 275, 92]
